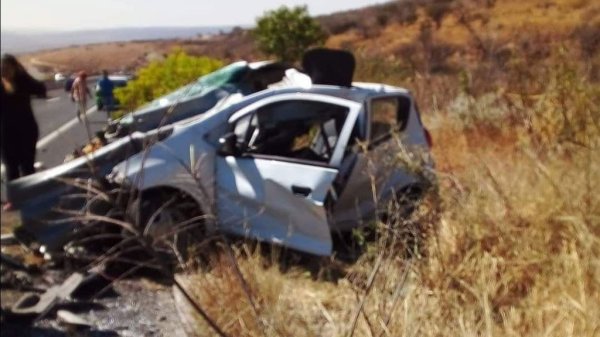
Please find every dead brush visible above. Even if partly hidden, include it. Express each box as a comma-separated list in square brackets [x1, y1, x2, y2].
[174, 187, 439, 337]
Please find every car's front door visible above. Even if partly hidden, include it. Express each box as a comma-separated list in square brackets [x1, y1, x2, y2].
[215, 94, 361, 255]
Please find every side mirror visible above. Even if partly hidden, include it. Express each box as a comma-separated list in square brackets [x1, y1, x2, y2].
[218, 132, 238, 156]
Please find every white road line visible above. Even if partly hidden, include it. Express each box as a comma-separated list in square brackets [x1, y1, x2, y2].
[36, 106, 98, 149]
[46, 97, 61, 102]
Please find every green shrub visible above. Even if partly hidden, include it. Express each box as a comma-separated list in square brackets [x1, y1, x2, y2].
[114, 50, 223, 110]
[254, 6, 326, 63]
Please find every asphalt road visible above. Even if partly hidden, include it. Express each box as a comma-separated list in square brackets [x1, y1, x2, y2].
[34, 79, 109, 168]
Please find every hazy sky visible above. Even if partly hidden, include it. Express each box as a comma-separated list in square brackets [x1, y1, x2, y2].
[1, 0, 386, 31]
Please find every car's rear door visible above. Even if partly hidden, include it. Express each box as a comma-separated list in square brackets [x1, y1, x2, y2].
[216, 93, 361, 255]
[331, 93, 422, 230]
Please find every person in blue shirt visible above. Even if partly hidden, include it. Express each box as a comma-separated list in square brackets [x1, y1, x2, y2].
[97, 70, 115, 118]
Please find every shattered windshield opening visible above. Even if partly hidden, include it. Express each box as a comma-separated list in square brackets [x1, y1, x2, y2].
[141, 61, 248, 110]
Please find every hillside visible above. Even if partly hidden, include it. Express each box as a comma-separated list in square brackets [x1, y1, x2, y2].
[19, 0, 599, 78]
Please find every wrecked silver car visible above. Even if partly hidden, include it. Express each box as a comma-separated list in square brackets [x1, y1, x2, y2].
[11, 49, 435, 256]
[109, 47, 433, 255]
[108, 82, 434, 256]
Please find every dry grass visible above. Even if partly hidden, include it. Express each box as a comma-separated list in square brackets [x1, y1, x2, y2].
[176, 106, 598, 337]
[168, 2, 600, 335]
[176, 103, 599, 337]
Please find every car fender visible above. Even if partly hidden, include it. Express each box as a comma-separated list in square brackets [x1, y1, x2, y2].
[109, 133, 217, 221]
[134, 182, 216, 230]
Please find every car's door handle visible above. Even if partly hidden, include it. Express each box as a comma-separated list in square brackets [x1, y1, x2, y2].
[291, 185, 312, 197]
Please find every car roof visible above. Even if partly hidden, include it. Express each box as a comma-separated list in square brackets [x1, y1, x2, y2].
[171, 81, 413, 130]
[241, 82, 411, 104]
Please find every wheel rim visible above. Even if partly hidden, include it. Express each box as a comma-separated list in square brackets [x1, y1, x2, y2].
[140, 197, 205, 267]
[144, 199, 185, 243]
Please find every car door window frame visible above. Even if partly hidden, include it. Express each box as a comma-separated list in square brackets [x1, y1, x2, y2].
[227, 93, 362, 168]
[367, 94, 413, 148]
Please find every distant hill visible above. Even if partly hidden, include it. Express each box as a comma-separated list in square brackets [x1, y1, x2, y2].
[0, 26, 233, 54]
[15, 0, 599, 81]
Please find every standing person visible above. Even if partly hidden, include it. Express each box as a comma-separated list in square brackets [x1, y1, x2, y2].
[97, 70, 115, 119]
[70, 71, 91, 121]
[0, 54, 47, 211]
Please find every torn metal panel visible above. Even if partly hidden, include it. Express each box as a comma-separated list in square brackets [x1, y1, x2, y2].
[10, 129, 172, 251]
[11, 272, 85, 316]
[10, 267, 109, 318]
[109, 60, 289, 137]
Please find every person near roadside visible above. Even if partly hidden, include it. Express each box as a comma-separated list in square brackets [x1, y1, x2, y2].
[97, 70, 115, 119]
[70, 71, 91, 121]
[64, 74, 75, 92]
[0, 54, 47, 211]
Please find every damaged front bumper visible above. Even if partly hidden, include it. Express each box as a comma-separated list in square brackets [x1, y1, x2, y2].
[9, 128, 173, 252]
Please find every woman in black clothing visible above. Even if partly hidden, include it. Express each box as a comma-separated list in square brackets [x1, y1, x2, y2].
[1, 54, 47, 211]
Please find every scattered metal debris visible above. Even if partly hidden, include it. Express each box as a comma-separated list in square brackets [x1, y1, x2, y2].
[57, 309, 92, 328]
[11, 272, 87, 317]
[0, 233, 18, 245]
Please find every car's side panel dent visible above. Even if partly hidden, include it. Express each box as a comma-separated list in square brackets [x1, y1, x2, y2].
[216, 157, 337, 255]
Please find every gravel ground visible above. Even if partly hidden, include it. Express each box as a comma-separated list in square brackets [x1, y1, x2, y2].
[1, 270, 188, 337]
[2, 202, 191, 337]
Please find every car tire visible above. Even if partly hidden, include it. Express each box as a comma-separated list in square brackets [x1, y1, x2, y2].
[377, 185, 424, 222]
[129, 189, 206, 268]
[381, 185, 430, 258]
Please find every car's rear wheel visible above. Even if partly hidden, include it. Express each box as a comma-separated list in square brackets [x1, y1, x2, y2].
[378, 185, 424, 223]
[382, 185, 431, 257]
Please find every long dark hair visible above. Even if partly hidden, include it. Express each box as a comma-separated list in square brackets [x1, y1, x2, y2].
[1, 54, 34, 92]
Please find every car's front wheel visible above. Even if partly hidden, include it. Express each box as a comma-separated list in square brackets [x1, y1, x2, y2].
[129, 189, 206, 268]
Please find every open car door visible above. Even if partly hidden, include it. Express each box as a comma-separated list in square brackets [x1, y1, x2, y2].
[216, 93, 361, 255]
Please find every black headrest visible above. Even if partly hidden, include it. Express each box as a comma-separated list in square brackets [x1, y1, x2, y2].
[302, 48, 355, 87]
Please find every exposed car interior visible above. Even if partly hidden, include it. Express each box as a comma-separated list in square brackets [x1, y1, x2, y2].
[233, 100, 349, 164]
